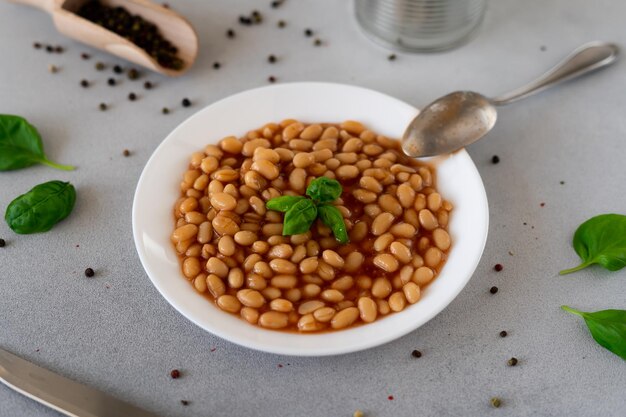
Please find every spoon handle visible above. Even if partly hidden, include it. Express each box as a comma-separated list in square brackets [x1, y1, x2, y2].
[491, 41, 619, 105]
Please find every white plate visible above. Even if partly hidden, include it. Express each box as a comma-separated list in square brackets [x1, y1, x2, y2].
[132, 82, 489, 356]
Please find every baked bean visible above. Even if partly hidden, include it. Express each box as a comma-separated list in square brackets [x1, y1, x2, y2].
[241, 307, 259, 324]
[313, 307, 336, 322]
[297, 314, 318, 332]
[344, 252, 365, 272]
[419, 167, 432, 186]
[268, 244, 294, 259]
[432, 228, 451, 251]
[438, 210, 449, 227]
[212, 213, 240, 236]
[336, 165, 359, 180]
[418, 209, 439, 230]
[389, 292, 406, 312]
[237, 289, 265, 308]
[253, 261, 273, 278]
[271, 275, 298, 289]
[403, 282, 421, 304]
[251, 160, 280, 180]
[220, 136, 243, 154]
[390, 242, 412, 264]
[331, 276, 354, 291]
[413, 266, 434, 286]
[374, 254, 399, 272]
[397, 184, 416, 208]
[298, 300, 325, 315]
[306, 240, 320, 257]
[206, 274, 226, 297]
[313, 138, 338, 152]
[302, 283, 321, 298]
[217, 295, 241, 313]
[317, 260, 336, 281]
[227, 267, 244, 289]
[262, 223, 283, 236]
[390, 223, 416, 238]
[183, 257, 201, 279]
[331, 307, 359, 329]
[372, 213, 395, 236]
[371, 277, 392, 298]
[270, 298, 293, 312]
[322, 250, 344, 269]
[353, 189, 377, 204]
[321, 126, 339, 139]
[321, 289, 344, 303]
[262, 286, 282, 300]
[427, 192, 442, 211]
[377, 299, 391, 315]
[360, 176, 383, 193]
[293, 152, 315, 168]
[253, 147, 280, 163]
[246, 273, 267, 290]
[290, 245, 307, 263]
[299, 257, 319, 274]
[379, 195, 402, 216]
[424, 247, 443, 267]
[342, 137, 363, 153]
[364, 203, 382, 217]
[358, 297, 378, 322]
[206, 257, 228, 278]
[172, 224, 198, 242]
[373, 233, 394, 252]
[398, 265, 414, 284]
[185, 243, 202, 258]
[217, 235, 236, 256]
[269, 259, 297, 275]
[356, 275, 372, 289]
[194, 273, 207, 292]
[259, 311, 289, 329]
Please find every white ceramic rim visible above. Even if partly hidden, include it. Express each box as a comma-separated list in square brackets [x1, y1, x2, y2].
[132, 82, 489, 356]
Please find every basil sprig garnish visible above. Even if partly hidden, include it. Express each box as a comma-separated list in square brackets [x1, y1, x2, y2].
[560, 214, 626, 275]
[266, 177, 349, 244]
[562, 306, 626, 360]
[0, 114, 74, 171]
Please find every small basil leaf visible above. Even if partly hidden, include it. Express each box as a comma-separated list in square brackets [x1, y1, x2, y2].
[283, 199, 317, 236]
[0, 114, 74, 171]
[562, 306, 626, 360]
[306, 177, 342, 203]
[5, 180, 76, 234]
[560, 214, 626, 275]
[266, 195, 306, 212]
[318, 204, 349, 244]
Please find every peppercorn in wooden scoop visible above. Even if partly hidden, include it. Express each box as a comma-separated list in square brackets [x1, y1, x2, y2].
[10, 0, 198, 76]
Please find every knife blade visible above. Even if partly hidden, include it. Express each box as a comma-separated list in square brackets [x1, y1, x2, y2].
[0, 347, 160, 417]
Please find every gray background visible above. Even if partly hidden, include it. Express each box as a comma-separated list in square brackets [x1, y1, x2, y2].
[1, 1, 625, 416]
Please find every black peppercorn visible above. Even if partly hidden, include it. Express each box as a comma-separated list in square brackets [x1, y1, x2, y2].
[304, 28, 313, 37]
[95, 62, 105, 71]
[268, 76, 276, 83]
[271, 0, 283, 8]
[494, 263, 503, 272]
[213, 62, 221, 69]
[128, 68, 140, 80]
[54, 46, 63, 53]
[226, 28, 235, 38]
[81, 52, 90, 60]
[46, 45, 54, 53]
[490, 286, 498, 294]
[182, 98, 191, 107]
[113, 64, 123, 74]
[314, 38, 322, 46]
[411, 350, 422, 358]
[99, 103, 107, 111]
[128, 92, 137, 101]
[277, 20, 286, 28]
[180, 400, 189, 406]
[490, 398, 501, 408]
[491, 155, 500, 164]
[499, 330, 507, 338]
[144, 81, 153, 89]
[80, 79, 89, 88]
[388, 54, 397, 61]
[0, 238, 6, 247]
[268, 54, 277, 63]
[507, 357, 518, 366]
[170, 369, 180, 379]
[84, 268, 95, 277]
[162, 107, 170, 114]
[123, 149, 130, 157]
[107, 78, 116, 86]
[33, 42, 42, 49]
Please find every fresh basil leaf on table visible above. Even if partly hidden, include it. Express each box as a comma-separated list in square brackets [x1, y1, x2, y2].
[306, 177, 342, 203]
[562, 306, 626, 360]
[560, 214, 626, 275]
[318, 204, 349, 244]
[5, 180, 76, 234]
[0, 114, 74, 171]
[283, 198, 318, 236]
[265, 195, 305, 212]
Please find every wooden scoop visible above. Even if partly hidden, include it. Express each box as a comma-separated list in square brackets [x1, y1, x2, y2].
[12, 0, 198, 76]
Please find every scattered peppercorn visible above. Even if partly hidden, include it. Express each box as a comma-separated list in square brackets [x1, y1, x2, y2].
[411, 349, 422, 358]
[54, 46, 64, 53]
[490, 397, 501, 408]
[48, 64, 58, 74]
[78, 1, 184, 70]
[81, 52, 90, 60]
[268, 54, 277, 63]
[560, 180, 565, 185]
[113, 64, 123, 74]
[99, 103, 108, 111]
[128, 68, 140, 80]
[494, 263, 503, 272]
[33, 42, 42, 49]
[507, 357, 518, 366]
[144, 81, 153, 89]
[252, 10, 262, 23]
[388, 53, 397, 61]
[268, 75, 276, 83]
[304, 28, 313, 37]
[314, 38, 322, 46]
[213, 62, 221, 69]
[239, 16, 252, 25]
[490, 286, 498, 294]
[128, 92, 137, 101]
[491, 155, 500, 164]
[80, 79, 89, 88]
[387, 395, 394, 401]
[107, 78, 116, 86]
[499, 330, 508, 338]
[123, 149, 130, 157]
[162, 107, 170, 114]
[84, 268, 95, 277]
[95, 62, 105, 71]
[0, 238, 6, 247]
[226, 28, 235, 38]
[271, 0, 284, 8]
[182, 98, 191, 107]
[277, 20, 286, 28]
[540, 202, 545, 207]
[180, 400, 189, 406]
[170, 369, 180, 379]
[46, 45, 54, 53]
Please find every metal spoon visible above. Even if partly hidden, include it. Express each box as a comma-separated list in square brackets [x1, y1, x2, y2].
[11, 0, 198, 76]
[401, 42, 619, 158]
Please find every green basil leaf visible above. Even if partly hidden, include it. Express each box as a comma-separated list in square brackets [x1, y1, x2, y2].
[318, 204, 349, 244]
[5, 180, 76, 234]
[266, 195, 306, 212]
[306, 177, 342, 203]
[0, 114, 74, 171]
[562, 306, 626, 360]
[560, 214, 626, 275]
[283, 199, 317, 236]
